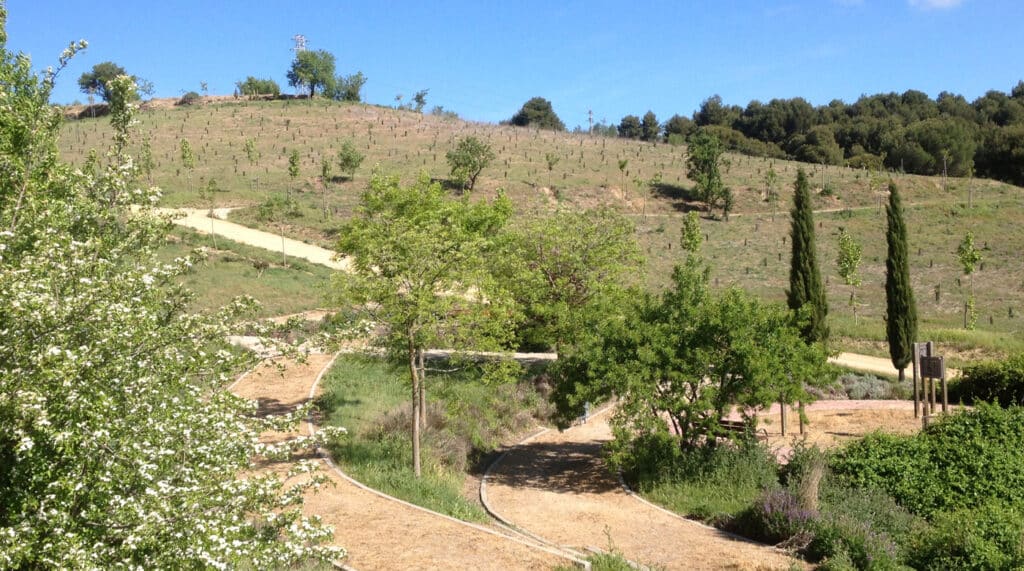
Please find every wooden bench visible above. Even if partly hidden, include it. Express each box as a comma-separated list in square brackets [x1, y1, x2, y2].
[719, 419, 769, 442]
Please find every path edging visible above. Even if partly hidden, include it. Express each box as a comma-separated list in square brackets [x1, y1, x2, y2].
[306, 351, 590, 570]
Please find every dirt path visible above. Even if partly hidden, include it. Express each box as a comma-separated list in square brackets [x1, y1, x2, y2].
[160, 207, 351, 271]
[830, 352, 960, 379]
[231, 353, 576, 570]
[483, 408, 800, 570]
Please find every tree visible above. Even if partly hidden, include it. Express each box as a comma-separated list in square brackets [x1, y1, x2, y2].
[885, 181, 918, 384]
[837, 227, 863, 323]
[0, 24, 340, 566]
[957, 230, 983, 330]
[320, 157, 333, 216]
[77, 61, 129, 102]
[787, 168, 829, 344]
[685, 129, 730, 216]
[287, 49, 335, 97]
[641, 110, 660, 142]
[332, 71, 366, 102]
[139, 136, 154, 183]
[236, 76, 280, 98]
[763, 163, 780, 218]
[336, 140, 364, 180]
[179, 138, 195, 193]
[446, 136, 495, 192]
[617, 115, 642, 139]
[493, 208, 642, 351]
[331, 173, 516, 477]
[288, 148, 300, 182]
[412, 89, 429, 112]
[509, 97, 565, 131]
[663, 114, 694, 144]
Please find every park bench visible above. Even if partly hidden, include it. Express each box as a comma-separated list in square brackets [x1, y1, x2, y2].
[718, 418, 769, 442]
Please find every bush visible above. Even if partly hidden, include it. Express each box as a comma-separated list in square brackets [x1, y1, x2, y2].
[949, 353, 1024, 406]
[830, 404, 1024, 517]
[806, 514, 901, 570]
[909, 501, 1024, 570]
[177, 91, 201, 106]
[736, 488, 817, 544]
[836, 372, 911, 400]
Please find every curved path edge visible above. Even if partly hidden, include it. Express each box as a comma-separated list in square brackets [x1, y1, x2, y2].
[304, 351, 591, 570]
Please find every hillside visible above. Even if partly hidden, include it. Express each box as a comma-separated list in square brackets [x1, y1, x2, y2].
[58, 98, 1024, 359]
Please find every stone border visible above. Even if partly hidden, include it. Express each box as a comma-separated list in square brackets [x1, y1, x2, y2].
[306, 352, 591, 570]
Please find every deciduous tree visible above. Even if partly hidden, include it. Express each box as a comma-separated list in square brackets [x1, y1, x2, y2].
[446, 136, 495, 193]
[77, 61, 129, 102]
[337, 139, 364, 180]
[287, 49, 336, 97]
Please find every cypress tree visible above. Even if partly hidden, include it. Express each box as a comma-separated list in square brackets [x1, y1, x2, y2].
[787, 168, 829, 344]
[884, 181, 917, 381]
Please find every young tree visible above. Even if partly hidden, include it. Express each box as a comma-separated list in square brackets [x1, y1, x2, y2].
[836, 227, 863, 324]
[179, 137, 195, 193]
[288, 148, 300, 182]
[286, 49, 335, 97]
[509, 97, 565, 131]
[412, 88, 429, 112]
[0, 28, 340, 566]
[320, 156, 333, 216]
[336, 139, 364, 180]
[686, 129, 730, 217]
[446, 136, 495, 193]
[244, 137, 259, 164]
[139, 136, 154, 183]
[333, 71, 366, 102]
[331, 173, 516, 477]
[957, 230, 983, 330]
[787, 168, 829, 344]
[764, 163, 780, 218]
[77, 61, 129, 102]
[885, 181, 918, 385]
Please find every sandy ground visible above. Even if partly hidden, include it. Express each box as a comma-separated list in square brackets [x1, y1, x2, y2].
[483, 408, 801, 571]
[232, 354, 572, 571]
[830, 352, 960, 379]
[159, 207, 352, 271]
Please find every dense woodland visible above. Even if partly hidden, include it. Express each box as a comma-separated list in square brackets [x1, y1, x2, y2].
[612, 82, 1024, 186]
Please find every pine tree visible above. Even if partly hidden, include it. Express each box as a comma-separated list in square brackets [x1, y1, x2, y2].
[885, 181, 917, 381]
[787, 168, 829, 344]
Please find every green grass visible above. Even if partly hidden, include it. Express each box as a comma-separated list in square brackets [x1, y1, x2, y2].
[158, 227, 330, 317]
[322, 356, 487, 522]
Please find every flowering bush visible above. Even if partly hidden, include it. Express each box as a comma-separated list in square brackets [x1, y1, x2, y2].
[0, 11, 342, 568]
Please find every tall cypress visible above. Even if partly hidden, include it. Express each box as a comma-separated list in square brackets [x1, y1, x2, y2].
[885, 181, 917, 381]
[787, 168, 829, 344]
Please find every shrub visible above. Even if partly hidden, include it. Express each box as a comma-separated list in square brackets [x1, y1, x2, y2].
[736, 488, 817, 544]
[909, 501, 1024, 570]
[836, 372, 911, 400]
[949, 353, 1024, 406]
[806, 514, 901, 570]
[830, 404, 1024, 517]
[177, 91, 201, 106]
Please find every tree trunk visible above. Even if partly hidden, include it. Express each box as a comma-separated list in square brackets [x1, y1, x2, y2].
[409, 346, 421, 478]
[417, 348, 426, 430]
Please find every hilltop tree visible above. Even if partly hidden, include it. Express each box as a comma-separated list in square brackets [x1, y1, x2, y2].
[337, 140, 364, 180]
[509, 97, 565, 131]
[618, 115, 642, 139]
[287, 49, 336, 97]
[331, 174, 516, 477]
[332, 71, 366, 102]
[885, 181, 918, 384]
[412, 89, 429, 112]
[77, 61, 130, 102]
[236, 76, 280, 98]
[0, 26, 340, 566]
[446, 135, 495, 193]
[787, 168, 829, 344]
[685, 129, 730, 216]
[641, 110, 660, 142]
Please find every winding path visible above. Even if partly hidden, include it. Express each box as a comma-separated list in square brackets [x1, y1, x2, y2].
[231, 352, 579, 570]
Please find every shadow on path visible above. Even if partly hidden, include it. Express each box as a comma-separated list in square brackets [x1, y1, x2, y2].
[489, 439, 618, 495]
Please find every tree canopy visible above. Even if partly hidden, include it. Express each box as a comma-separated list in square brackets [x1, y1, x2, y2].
[236, 76, 280, 98]
[446, 135, 495, 192]
[685, 129, 731, 216]
[286, 49, 336, 97]
[77, 61, 131, 102]
[509, 97, 565, 131]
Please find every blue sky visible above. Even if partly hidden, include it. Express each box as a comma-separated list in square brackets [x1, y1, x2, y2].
[6, 1, 1022, 128]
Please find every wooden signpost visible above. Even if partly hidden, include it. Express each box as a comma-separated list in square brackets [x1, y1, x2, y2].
[913, 341, 947, 426]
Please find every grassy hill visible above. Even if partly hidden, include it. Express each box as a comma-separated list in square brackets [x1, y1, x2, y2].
[59, 97, 1024, 360]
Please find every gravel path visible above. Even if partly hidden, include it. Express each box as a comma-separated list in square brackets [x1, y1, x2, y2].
[231, 353, 575, 571]
[483, 408, 801, 570]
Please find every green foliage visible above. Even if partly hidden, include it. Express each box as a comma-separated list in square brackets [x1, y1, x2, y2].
[288, 148, 300, 180]
[680, 211, 702, 253]
[411, 88, 428, 112]
[617, 114, 641, 139]
[77, 60, 129, 102]
[287, 49, 336, 97]
[0, 23, 340, 566]
[509, 96, 565, 131]
[835, 372, 911, 400]
[951, 353, 1024, 406]
[836, 227, 862, 288]
[236, 76, 280, 98]
[641, 110, 660, 142]
[336, 139, 364, 180]
[830, 404, 1024, 518]
[908, 501, 1024, 570]
[445, 135, 495, 192]
[492, 208, 642, 351]
[686, 129, 731, 216]
[176, 90, 201, 106]
[884, 182, 917, 371]
[331, 71, 366, 103]
[788, 168, 829, 344]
